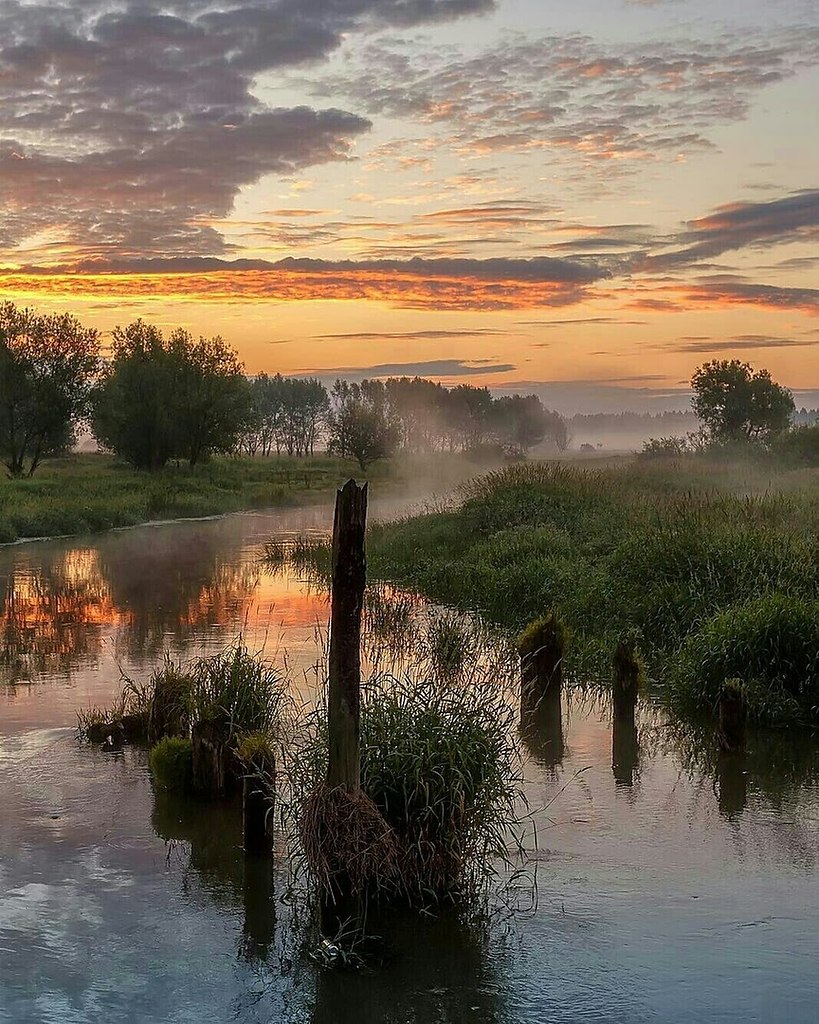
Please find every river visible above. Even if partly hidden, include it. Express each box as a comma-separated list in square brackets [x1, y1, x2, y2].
[1, 495, 818, 1023]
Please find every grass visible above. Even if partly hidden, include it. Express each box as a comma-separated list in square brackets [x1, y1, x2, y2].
[0, 452, 391, 543]
[292, 455, 819, 727]
[287, 669, 522, 909]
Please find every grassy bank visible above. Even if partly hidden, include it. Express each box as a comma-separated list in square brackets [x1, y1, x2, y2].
[313, 456, 819, 726]
[0, 453, 383, 543]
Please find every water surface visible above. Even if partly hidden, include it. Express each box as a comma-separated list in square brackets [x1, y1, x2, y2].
[1, 499, 818, 1023]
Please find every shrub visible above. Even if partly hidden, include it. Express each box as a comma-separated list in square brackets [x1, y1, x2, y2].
[149, 737, 194, 793]
[672, 595, 819, 725]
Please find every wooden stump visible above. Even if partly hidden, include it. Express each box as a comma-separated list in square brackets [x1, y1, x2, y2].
[519, 680, 564, 771]
[191, 720, 228, 796]
[321, 479, 368, 937]
[518, 612, 567, 715]
[718, 681, 746, 754]
[243, 773, 273, 856]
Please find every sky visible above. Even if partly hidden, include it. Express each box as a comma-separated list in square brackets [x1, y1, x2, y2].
[0, 0, 817, 413]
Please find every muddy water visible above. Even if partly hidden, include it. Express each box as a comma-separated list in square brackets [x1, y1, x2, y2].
[1, 500, 818, 1023]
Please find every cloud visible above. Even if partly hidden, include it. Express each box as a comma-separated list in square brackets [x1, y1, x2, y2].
[313, 329, 510, 340]
[0, 254, 608, 311]
[0, 0, 493, 258]
[671, 334, 819, 353]
[671, 280, 819, 316]
[310, 27, 819, 168]
[643, 189, 819, 269]
[297, 359, 515, 379]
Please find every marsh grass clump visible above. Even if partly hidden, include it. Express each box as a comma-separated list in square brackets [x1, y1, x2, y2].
[360, 676, 521, 904]
[289, 671, 522, 910]
[145, 659, 193, 742]
[190, 643, 288, 744]
[149, 736, 193, 793]
[673, 594, 819, 726]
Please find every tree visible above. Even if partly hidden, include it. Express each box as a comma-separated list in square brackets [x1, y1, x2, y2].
[491, 394, 555, 456]
[0, 302, 99, 477]
[691, 360, 794, 444]
[326, 380, 400, 470]
[93, 321, 250, 469]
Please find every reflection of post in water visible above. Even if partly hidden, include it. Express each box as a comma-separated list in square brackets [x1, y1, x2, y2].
[240, 856, 276, 962]
[310, 909, 504, 1024]
[611, 638, 643, 787]
[517, 611, 566, 770]
[716, 750, 748, 820]
[519, 681, 565, 770]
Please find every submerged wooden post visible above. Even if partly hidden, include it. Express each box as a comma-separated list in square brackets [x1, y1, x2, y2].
[321, 479, 368, 936]
[243, 774, 273, 856]
[327, 480, 368, 792]
[518, 611, 566, 713]
[717, 679, 746, 754]
[611, 639, 642, 786]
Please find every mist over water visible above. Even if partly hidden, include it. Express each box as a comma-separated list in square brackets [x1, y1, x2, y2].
[1, 491, 818, 1023]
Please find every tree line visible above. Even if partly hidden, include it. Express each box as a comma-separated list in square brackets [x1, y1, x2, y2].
[0, 304, 568, 476]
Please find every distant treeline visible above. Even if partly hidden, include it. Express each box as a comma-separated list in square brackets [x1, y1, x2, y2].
[569, 409, 819, 434]
[0, 307, 567, 476]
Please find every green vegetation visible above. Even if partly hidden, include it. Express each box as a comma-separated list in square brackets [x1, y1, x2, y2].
[0, 452, 375, 542]
[93, 320, 251, 469]
[0, 302, 99, 477]
[322, 457, 819, 726]
[149, 737, 194, 793]
[292, 672, 521, 908]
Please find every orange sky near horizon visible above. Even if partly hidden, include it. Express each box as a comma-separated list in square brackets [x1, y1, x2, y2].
[1, 0, 817, 412]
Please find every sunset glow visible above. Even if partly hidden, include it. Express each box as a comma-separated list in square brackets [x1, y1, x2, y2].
[1, 0, 817, 411]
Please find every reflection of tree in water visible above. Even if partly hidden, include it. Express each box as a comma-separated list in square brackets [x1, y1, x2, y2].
[0, 524, 262, 680]
[0, 548, 112, 680]
[99, 527, 260, 663]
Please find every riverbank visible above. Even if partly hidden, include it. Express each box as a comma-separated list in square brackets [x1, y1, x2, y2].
[318, 455, 819, 727]
[0, 454, 379, 544]
[0, 450, 502, 544]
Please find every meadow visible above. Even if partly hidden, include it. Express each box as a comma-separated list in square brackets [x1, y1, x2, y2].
[0, 453, 385, 543]
[301, 454, 819, 727]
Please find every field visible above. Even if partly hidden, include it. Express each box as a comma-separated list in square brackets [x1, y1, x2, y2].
[350, 455, 819, 727]
[0, 453, 376, 543]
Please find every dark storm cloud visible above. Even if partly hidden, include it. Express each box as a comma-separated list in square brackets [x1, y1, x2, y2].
[0, 0, 494, 257]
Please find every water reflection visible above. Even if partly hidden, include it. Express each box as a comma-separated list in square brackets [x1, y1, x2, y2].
[520, 685, 565, 773]
[310, 911, 508, 1024]
[612, 705, 640, 788]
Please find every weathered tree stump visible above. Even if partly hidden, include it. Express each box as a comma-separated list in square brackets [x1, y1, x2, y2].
[518, 611, 567, 715]
[717, 680, 746, 754]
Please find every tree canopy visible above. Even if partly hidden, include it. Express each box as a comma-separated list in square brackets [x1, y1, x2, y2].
[0, 302, 99, 477]
[691, 360, 794, 444]
[93, 321, 250, 469]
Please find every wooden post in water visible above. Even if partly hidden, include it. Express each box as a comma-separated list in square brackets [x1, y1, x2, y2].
[327, 480, 368, 792]
[518, 612, 566, 712]
[322, 479, 368, 936]
[611, 639, 642, 786]
[243, 773, 273, 856]
[717, 679, 746, 754]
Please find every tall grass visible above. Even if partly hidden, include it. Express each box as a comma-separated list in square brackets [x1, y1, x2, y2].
[294, 456, 819, 727]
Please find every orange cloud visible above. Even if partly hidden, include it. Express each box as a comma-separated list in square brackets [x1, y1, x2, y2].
[0, 264, 599, 312]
